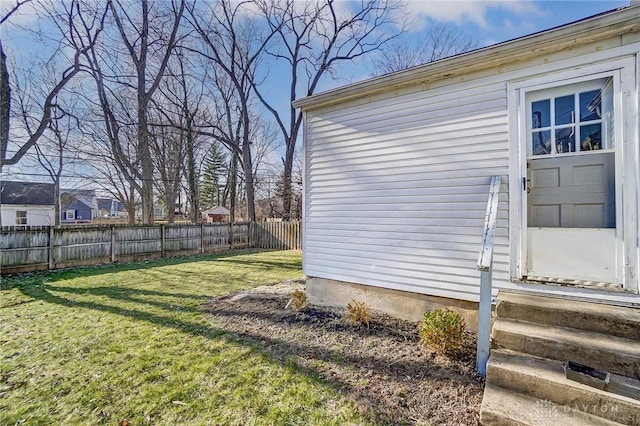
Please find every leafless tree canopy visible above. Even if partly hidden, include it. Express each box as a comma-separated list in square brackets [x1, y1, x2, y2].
[1, 0, 480, 223]
[371, 22, 479, 75]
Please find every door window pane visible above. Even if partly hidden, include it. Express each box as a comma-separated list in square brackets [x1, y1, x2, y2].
[532, 130, 551, 155]
[532, 100, 550, 128]
[601, 78, 614, 149]
[527, 77, 613, 158]
[579, 89, 601, 121]
[555, 95, 574, 125]
[580, 124, 602, 151]
[555, 127, 575, 153]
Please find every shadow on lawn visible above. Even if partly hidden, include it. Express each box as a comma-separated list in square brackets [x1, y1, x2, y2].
[12, 281, 480, 425]
[43, 284, 207, 313]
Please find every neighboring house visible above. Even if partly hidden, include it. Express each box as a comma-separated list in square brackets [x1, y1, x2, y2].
[203, 205, 230, 223]
[60, 189, 99, 222]
[294, 5, 640, 313]
[0, 181, 55, 227]
[97, 197, 126, 218]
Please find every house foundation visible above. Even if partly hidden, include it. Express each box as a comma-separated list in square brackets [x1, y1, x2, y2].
[306, 277, 480, 331]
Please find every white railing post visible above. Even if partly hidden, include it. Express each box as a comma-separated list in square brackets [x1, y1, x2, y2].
[476, 175, 501, 376]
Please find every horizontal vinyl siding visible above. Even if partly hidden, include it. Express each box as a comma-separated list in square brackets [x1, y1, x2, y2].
[304, 80, 510, 302]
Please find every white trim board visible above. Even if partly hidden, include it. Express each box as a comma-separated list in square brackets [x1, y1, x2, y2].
[506, 282, 640, 308]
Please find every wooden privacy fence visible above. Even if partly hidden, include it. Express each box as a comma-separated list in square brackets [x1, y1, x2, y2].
[0, 221, 301, 275]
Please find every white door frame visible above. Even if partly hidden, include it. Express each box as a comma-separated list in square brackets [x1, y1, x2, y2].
[508, 56, 639, 294]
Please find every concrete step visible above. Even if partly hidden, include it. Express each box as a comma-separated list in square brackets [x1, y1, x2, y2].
[487, 349, 640, 425]
[480, 383, 622, 426]
[496, 292, 640, 341]
[491, 318, 640, 380]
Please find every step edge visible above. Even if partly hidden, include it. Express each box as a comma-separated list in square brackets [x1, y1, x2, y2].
[492, 318, 640, 356]
[480, 383, 623, 426]
[488, 349, 640, 406]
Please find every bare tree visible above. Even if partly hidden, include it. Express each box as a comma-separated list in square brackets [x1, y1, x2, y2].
[75, 101, 140, 223]
[187, 0, 280, 222]
[1, 0, 31, 169]
[155, 49, 210, 223]
[251, 0, 403, 220]
[81, 0, 185, 224]
[150, 113, 184, 223]
[371, 22, 478, 75]
[0, 0, 106, 172]
[33, 115, 83, 225]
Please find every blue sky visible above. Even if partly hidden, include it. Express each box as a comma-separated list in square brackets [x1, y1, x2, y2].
[333, 0, 629, 85]
[0, 0, 633, 187]
[435, 0, 629, 46]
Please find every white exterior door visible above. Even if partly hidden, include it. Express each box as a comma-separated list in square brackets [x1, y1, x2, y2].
[523, 77, 621, 284]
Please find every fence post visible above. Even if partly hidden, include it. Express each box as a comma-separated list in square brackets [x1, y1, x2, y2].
[200, 223, 204, 254]
[48, 226, 54, 270]
[161, 224, 166, 257]
[229, 222, 234, 250]
[110, 225, 116, 263]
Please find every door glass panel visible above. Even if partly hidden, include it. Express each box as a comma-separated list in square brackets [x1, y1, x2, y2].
[555, 95, 574, 125]
[532, 100, 550, 128]
[555, 127, 575, 153]
[601, 77, 614, 149]
[579, 89, 601, 121]
[580, 123, 602, 151]
[532, 130, 551, 155]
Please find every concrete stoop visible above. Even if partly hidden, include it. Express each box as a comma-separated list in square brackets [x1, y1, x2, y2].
[480, 292, 640, 425]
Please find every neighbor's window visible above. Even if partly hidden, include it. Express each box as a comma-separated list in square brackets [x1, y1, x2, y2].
[15, 211, 27, 225]
[66, 210, 75, 220]
[527, 77, 613, 157]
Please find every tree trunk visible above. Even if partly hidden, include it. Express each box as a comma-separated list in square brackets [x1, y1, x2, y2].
[229, 153, 237, 223]
[166, 200, 175, 223]
[127, 184, 136, 224]
[0, 40, 10, 173]
[138, 91, 154, 224]
[186, 118, 200, 223]
[281, 150, 294, 221]
[242, 144, 255, 222]
[53, 180, 61, 226]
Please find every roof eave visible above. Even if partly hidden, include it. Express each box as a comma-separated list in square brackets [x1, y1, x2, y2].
[292, 5, 639, 111]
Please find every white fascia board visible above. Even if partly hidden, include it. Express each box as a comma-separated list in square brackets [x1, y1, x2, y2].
[292, 5, 640, 111]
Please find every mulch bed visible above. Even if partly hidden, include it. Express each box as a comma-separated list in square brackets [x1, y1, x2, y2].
[203, 280, 484, 425]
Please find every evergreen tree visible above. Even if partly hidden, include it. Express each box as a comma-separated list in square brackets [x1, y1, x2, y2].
[199, 143, 227, 209]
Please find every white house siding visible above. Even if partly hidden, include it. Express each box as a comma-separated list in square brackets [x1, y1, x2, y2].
[302, 16, 640, 304]
[1, 205, 55, 227]
[304, 79, 511, 303]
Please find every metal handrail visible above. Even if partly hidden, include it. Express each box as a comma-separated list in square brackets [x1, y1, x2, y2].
[476, 175, 501, 376]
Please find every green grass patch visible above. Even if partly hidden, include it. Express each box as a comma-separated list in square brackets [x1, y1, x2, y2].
[0, 251, 368, 425]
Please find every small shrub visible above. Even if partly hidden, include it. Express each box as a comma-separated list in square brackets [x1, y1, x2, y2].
[290, 289, 309, 311]
[419, 308, 466, 357]
[346, 300, 372, 327]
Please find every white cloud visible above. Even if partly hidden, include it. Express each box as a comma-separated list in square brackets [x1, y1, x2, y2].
[404, 0, 544, 30]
